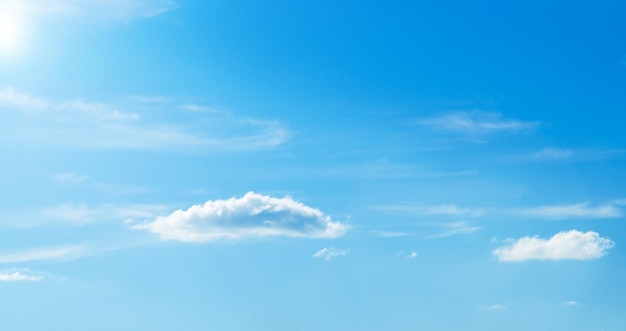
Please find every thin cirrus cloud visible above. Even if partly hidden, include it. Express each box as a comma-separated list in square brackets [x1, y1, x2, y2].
[416, 111, 540, 136]
[517, 203, 622, 220]
[378, 203, 486, 217]
[532, 148, 574, 160]
[312, 247, 350, 261]
[133, 192, 348, 243]
[493, 230, 615, 262]
[3, 0, 177, 23]
[429, 221, 481, 239]
[0, 270, 43, 282]
[0, 245, 86, 263]
[0, 87, 290, 151]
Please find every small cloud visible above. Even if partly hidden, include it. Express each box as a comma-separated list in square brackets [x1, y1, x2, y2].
[133, 192, 348, 243]
[397, 250, 418, 258]
[481, 304, 506, 311]
[416, 111, 540, 136]
[53, 172, 88, 183]
[493, 230, 615, 262]
[487, 304, 506, 311]
[563, 301, 580, 306]
[532, 148, 574, 160]
[517, 203, 622, 220]
[0, 270, 43, 282]
[313, 247, 349, 261]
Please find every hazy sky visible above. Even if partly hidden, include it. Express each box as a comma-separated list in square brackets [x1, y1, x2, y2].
[1, 1, 625, 330]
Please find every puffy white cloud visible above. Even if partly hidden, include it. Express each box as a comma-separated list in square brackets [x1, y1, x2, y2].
[134, 192, 348, 242]
[416, 111, 540, 136]
[518, 203, 622, 220]
[312, 247, 350, 261]
[0, 270, 43, 282]
[493, 230, 615, 262]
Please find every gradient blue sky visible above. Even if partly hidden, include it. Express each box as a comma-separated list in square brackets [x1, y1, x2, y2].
[1, 1, 625, 330]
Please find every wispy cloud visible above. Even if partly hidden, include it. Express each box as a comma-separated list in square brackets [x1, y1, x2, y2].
[493, 230, 615, 262]
[563, 300, 580, 306]
[0, 270, 43, 282]
[4, 0, 177, 23]
[0, 87, 290, 151]
[482, 304, 507, 311]
[133, 192, 348, 243]
[0, 245, 87, 263]
[370, 230, 415, 238]
[429, 221, 481, 239]
[517, 203, 622, 220]
[379, 203, 486, 217]
[40, 202, 169, 226]
[312, 247, 350, 261]
[397, 250, 418, 258]
[532, 148, 574, 160]
[416, 111, 540, 136]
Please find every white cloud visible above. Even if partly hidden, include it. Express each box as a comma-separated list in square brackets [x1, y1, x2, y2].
[0, 270, 43, 282]
[493, 230, 615, 262]
[563, 300, 579, 306]
[484, 304, 506, 311]
[518, 203, 622, 220]
[532, 148, 574, 160]
[0, 245, 86, 263]
[416, 111, 540, 136]
[313, 247, 350, 261]
[133, 192, 348, 243]
[4, 0, 176, 23]
[0, 87, 290, 151]
[397, 250, 418, 258]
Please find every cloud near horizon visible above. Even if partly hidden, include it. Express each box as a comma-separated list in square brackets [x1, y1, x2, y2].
[493, 230, 615, 262]
[134, 192, 348, 242]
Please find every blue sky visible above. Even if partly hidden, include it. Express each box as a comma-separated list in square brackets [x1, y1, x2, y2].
[1, 1, 625, 330]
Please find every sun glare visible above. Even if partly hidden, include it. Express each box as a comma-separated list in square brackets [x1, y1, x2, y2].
[0, 10, 25, 55]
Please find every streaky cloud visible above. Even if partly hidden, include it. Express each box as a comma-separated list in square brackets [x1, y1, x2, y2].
[0, 245, 87, 263]
[517, 203, 622, 220]
[0, 86, 290, 151]
[313, 247, 350, 261]
[416, 110, 540, 136]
